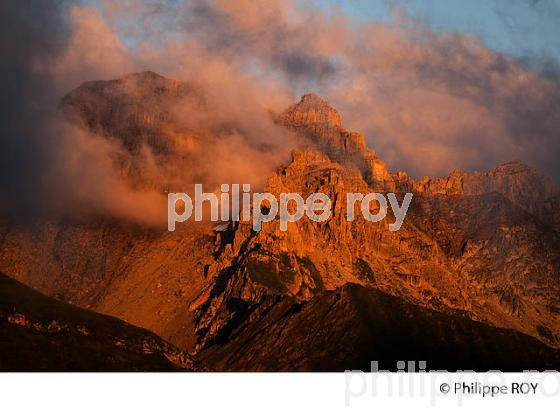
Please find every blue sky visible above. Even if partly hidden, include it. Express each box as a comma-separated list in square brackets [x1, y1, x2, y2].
[81, 0, 560, 66]
[317, 0, 560, 65]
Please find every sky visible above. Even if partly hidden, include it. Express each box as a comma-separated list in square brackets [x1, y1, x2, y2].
[82, 0, 560, 65]
[318, 0, 560, 68]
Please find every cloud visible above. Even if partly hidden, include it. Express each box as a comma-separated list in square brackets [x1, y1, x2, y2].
[0, 1, 167, 226]
[166, 0, 560, 181]
[2, 0, 560, 227]
[178, 2, 560, 181]
[53, 5, 135, 90]
[327, 24, 560, 180]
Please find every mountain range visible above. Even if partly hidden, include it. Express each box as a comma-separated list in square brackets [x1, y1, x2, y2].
[1, 71, 559, 371]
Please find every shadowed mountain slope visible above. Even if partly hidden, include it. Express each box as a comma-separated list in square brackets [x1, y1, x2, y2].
[199, 284, 560, 371]
[0, 272, 204, 371]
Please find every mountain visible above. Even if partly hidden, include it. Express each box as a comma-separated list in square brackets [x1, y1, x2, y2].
[190, 93, 560, 353]
[0, 71, 559, 371]
[0, 272, 203, 371]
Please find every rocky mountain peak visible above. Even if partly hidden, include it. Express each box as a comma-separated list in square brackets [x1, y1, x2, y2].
[70, 71, 194, 102]
[61, 72, 202, 157]
[276, 94, 403, 190]
[277, 93, 343, 131]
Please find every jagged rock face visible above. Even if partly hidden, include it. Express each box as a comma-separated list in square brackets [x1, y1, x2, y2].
[191, 148, 560, 351]
[277, 93, 344, 132]
[1, 72, 559, 370]
[410, 193, 560, 343]
[61, 71, 211, 192]
[189, 147, 468, 350]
